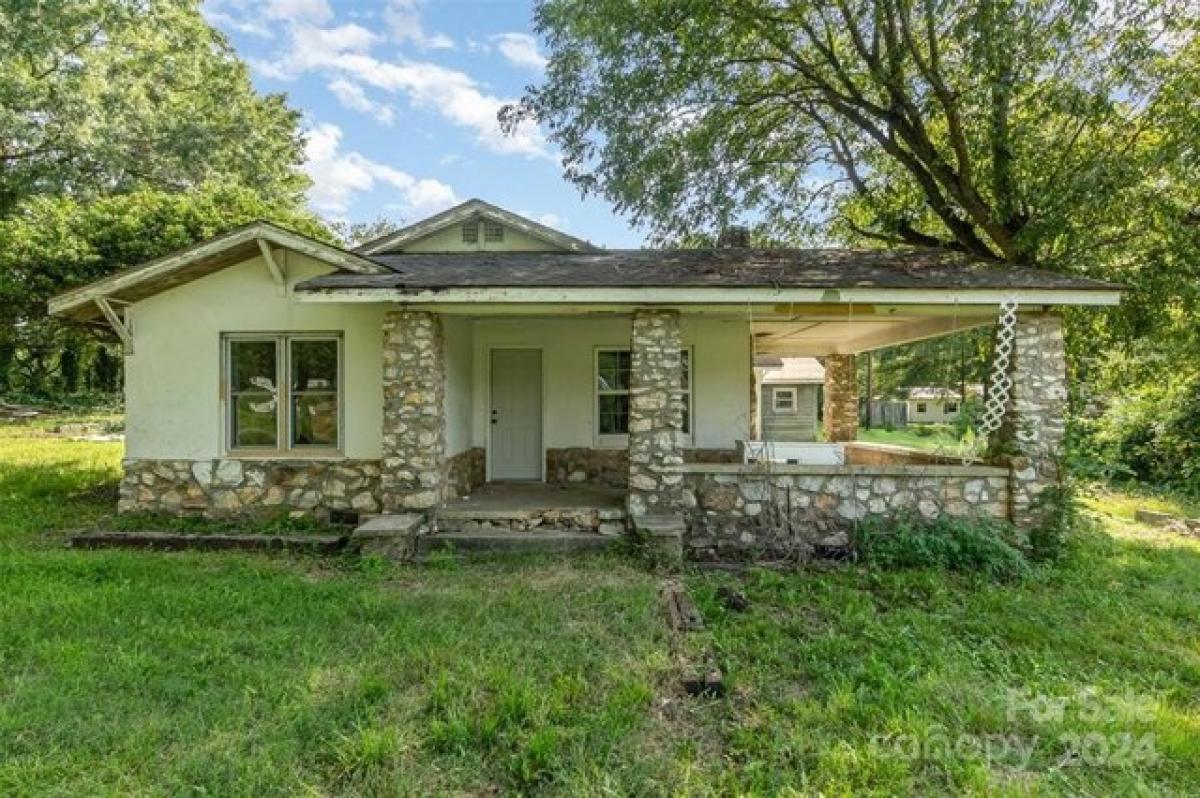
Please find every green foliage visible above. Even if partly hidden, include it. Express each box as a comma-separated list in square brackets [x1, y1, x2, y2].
[1072, 370, 1200, 497]
[0, 0, 308, 215]
[853, 513, 1030, 580]
[1027, 484, 1078, 562]
[0, 183, 326, 397]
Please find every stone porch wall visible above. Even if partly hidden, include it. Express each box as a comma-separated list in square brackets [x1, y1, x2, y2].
[547, 447, 738, 488]
[445, 447, 486, 499]
[676, 463, 1011, 560]
[118, 458, 381, 518]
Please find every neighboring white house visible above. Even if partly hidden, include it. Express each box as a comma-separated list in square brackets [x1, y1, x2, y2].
[906, 385, 984, 424]
[48, 199, 1121, 559]
[753, 357, 824, 441]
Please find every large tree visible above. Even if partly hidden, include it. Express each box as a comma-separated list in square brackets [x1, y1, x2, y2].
[508, 0, 1197, 269]
[0, 0, 308, 215]
[0, 0, 316, 397]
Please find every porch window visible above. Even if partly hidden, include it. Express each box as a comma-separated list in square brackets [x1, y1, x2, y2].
[224, 334, 341, 454]
[595, 348, 692, 443]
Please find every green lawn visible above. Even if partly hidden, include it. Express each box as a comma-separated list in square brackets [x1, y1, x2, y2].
[857, 425, 966, 452]
[2, 420, 1199, 795]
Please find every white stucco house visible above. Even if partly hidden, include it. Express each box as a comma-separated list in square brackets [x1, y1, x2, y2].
[907, 385, 985, 424]
[50, 199, 1121, 559]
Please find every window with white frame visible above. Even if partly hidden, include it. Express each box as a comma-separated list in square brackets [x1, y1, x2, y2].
[461, 221, 478, 243]
[595, 348, 691, 440]
[225, 334, 341, 453]
[772, 387, 797, 413]
[916, 402, 928, 413]
[944, 401, 958, 414]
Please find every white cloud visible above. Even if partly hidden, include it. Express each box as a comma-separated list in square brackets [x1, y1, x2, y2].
[520, 210, 567, 229]
[202, 7, 273, 38]
[385, 0, 454, 50]
[492, 33, 547, 71]
[262, 0, 332, 24]
[328, 78, 394, 125]
[303, 122, 458, 215]
[234, 2, 552, 158]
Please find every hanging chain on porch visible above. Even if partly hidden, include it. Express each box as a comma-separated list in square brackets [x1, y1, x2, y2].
[976, 297, 1020, 443]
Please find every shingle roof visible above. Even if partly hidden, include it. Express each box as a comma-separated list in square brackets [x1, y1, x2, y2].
[296, 248, 1119, 292]
[758, 357, 826, 384]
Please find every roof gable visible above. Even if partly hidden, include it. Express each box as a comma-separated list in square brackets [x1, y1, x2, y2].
[49, 221, 383, 322]
[355, 199, 599, 255]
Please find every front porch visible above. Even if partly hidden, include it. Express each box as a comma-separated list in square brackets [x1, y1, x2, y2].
[359, 304, 1071, 560]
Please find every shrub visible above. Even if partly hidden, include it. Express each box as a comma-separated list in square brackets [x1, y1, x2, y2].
[852, 513, 1030, 580]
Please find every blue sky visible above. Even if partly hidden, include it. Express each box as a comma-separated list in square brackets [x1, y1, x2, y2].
[202, 0, 644, 247]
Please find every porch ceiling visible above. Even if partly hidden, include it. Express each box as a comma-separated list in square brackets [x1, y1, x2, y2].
[751, 306, 995, 355]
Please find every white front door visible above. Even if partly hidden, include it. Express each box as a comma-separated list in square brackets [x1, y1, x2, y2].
[489, 348, 542, 480]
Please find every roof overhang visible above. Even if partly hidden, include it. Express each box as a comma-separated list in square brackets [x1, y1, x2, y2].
[49, 222, 383, 322]
[293, 285, 1123, 307]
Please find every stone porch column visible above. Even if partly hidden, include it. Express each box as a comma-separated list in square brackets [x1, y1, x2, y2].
[1002, 312, 1068, 530]
[627, 309, 685, 556]
[822, 354, 858, 442]
[379, 310, 445, 523]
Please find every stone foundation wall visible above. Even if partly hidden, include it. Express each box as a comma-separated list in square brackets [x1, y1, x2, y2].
[678, 464, 1010, 560]
[445, 447, 485, 498]
[547, 447, 737, 487]
[118, 458, 381, 518]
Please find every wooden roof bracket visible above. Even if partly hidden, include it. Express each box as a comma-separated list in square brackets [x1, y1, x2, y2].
[258, 238, 286, 295]
[95, 296, 134, 353]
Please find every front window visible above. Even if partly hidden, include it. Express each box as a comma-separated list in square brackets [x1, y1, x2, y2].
[595, 348, 692, 442]
[944, 402, 958, 414]
[773, 387, 797, 413]
[916, 402, 928, 413]
[225, 334, 341, 453]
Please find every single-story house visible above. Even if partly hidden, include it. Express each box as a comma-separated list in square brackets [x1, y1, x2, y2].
[907, 385, 985, 424]
[753, 357, 823, 441]
[50, 199, 1121, 559]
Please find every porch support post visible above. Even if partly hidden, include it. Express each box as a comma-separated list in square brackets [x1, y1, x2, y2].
[822, 354, 858, 442]
[377, 309, 445, 541]
[628, 309, 685, 557]
[1003, 312, 1068, 530]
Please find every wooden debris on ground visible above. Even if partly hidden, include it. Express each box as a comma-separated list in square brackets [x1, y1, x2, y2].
[662, 579, 705, 631]
[717, 585, 750, 612]
[660, 578, 725, 698]
[71, 531, 348, 554]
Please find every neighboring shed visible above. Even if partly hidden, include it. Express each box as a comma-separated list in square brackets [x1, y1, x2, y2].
[754, 357, 824, 442]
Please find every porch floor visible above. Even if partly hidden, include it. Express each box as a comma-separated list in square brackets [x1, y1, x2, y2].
[441, 483, 627, 520]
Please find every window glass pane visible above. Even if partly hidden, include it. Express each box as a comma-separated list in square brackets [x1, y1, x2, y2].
[233, 395, 277, 447]
[461, 222, 478, 243]
[292, 394, 338, 446]
[484, 221, 504, 242]
[291, 339, 338, 391]
[231, 340, 277, 392]
[597, 350, 631, 391]
[679, 394, 690, 434]
[598, 394, 629, 434]
[679, 349, 690, 390]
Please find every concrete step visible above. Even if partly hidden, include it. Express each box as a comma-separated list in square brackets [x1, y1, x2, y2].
[415, 529, 621, 559]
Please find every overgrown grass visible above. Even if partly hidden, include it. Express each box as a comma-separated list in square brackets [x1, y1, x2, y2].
[2, 419, 1199, 795]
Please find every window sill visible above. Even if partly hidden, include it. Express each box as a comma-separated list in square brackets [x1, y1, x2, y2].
[224, 450, 345, 461]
